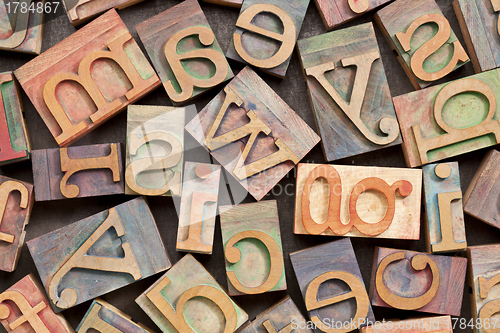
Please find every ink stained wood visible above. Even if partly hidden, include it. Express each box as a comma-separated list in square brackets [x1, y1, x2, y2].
[185, 66, 320, 201]
[27, 197, 171, 313]
[14, 9, 160, 147]
[297, 22, 401, 162]
[361, 316, 453, 332]
[62, 0, 145, 26]
[202, 0, 243, 8]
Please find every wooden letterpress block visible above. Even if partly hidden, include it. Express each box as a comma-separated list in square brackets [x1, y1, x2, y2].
[290, 238, 376, 332]
[0, 175, 34, 273]
[135, 0, 233, 105]
[185, 66, 320, 201]
[14, 9, 160, 147]
[361, 316, 453, 332]
[423, 162, 466, 253]
[0, 72, 30, 166]
[294, 163, 422, 239]
[220, 200, 286, 296]
[374, 0, 469, 89]
[394, 69, 500, 168]
[203, 0, 243, 8]
[125, 105, 185, 196]
[176, 162, 221, 254]
[136, 253, 248, 333]
[27, 197, 170, 313]
[297, 23, 401, 162]
[31, 143, 124, 201]
[369, 247, 467, 316]
[62, 0, 145, 26]
[226, 0, 310, 78]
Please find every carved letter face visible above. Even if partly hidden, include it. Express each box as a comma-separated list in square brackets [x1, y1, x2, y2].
[62, 0, 146, 26]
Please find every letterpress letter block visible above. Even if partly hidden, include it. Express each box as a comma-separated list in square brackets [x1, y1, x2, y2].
[290, 238, 375, 332]
[226, 0, 310, 78]
[394, 69, 500, 168]
[14, 9, 160, 147]
[361, 316, 453, 332]
[0, 175, 33, 273]
[136, 254, 248, 333]
[126, 105, 185, 196]
[135, 0, 233, 105]
[202, 0, 243, 8]
[374, 0, 469, 89]
[27, 197, 170, 312]
[369, 247, 467, 316]
[298, 23, 401, 161]
[62, 0, 145, 26]
[186, 66, 320, 201]
[294, 163, 422, 239]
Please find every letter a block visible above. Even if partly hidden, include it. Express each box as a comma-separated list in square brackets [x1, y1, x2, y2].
[361, 316, 453, 332]
[135, 0, 233, 105]
[298, 23, 401, 162]
[186, 66, 320, 201]
[14, 9, 160, 147]
[136, 253, 248, 333]
[290, 238, 375, 332]
[62, 0, 145, 26]
[375, 0, 469, 89]
[27, 197, 171, 313]
[369, 247, 467, 316]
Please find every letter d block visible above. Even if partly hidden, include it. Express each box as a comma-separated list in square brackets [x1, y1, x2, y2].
[290, 238, 375, 332]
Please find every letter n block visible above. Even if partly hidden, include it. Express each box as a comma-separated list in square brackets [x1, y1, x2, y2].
[62, 0, 146, 26]
[361, 316, 453, 332]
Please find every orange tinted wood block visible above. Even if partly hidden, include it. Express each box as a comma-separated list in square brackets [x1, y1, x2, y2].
[62, 0, 145, 26]
[361, 316, 453, 332]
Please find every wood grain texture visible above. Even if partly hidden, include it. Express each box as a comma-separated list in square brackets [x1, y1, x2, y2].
[297, 22, 401, 162]
[27, 197, 170, 313]
[14, 9, 160, 147]
[361, 316, 453, 332]
[203, 0, 242, 8]
[62, 0, 145, 26]
[185, 66, 320, 201]
[135, 0, 233, 105]
[136, 253, 248, 333]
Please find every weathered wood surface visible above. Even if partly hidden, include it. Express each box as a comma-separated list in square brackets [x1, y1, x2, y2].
[203, 0, 242, 8]
[62, 0, 145, 26]
[361, 316, 453, 332]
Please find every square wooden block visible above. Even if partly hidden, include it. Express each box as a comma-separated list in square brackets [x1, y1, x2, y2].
[62, 0, 145, 26]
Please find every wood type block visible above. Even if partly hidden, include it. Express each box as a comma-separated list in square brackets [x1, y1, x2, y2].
[220, 200, 286, 296]
[226, 0, 310, 78]
[125, 105, 185, 197]
[297, 22, 401, 162]
[0, 175, 34, 273]
[176, 162, 221, 254]
[369, 247, 467, 316]
[0, 72, 30, 166]
[294, 163, 422, 239]
[361, 316, 453, 332]
[185, 66, 320, 201]
[27, 197, 171, 313]
[62, 0, 145, 26]
[136, 253, 248, 333]
[290, 238, 376, 332]
[135, 0, 233, 105]
[374, 0, 469, 89]
[202, 0, 243, 8]
[14, 9, 160, 147]
[394, 69, 500, 168]
[0, 274, 74, 332]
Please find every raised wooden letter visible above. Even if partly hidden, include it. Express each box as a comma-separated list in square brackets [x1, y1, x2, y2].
[62, 0, 145, 26]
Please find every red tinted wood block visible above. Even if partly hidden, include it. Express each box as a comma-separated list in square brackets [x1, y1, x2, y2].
[135, 0, 233, 105]
[0, 72, 30, 166]
[0, 274, 73, 332]
[369, 247, 467, 316]
[294, 163, 422, 239]
[31, 143, 124, 201]
[185, 66, 320, 201]
[62, 0, 145, 26]
[27, 197, 171, 313]
[14, 9, 160, 147]
[203, 0, 243, 8]
[0, 175, 34, 273]
[361, 316, 453, 332]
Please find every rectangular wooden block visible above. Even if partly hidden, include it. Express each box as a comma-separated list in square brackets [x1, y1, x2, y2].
[361, 316, 453, 332]
[394, 69, 500, 168]
[62, 0, 145, 26]
[185, 66, 320, 201]
[0, 274, 74, 332]
[136, 253, 248, 333]
[0, 72, 30, 166]
[294, 163, 422, 239]
[135, 0, 234, 105]
[297, 22, 401, 162]
[125, 105, 185, 197]
[14, 9, 160, 147]
[203, 0, 243, 8]
[374, 0, 469, 89]
[31, 142, 124, 201]
[226, 0, 310, 78]
[176, 162, 221, 254]
[290, 238, 376, 332]
[0, 175, 34, 273]
[27, 197, 171, 313]
[220, 200, 286, 296]
[369, 247, 467, 316]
